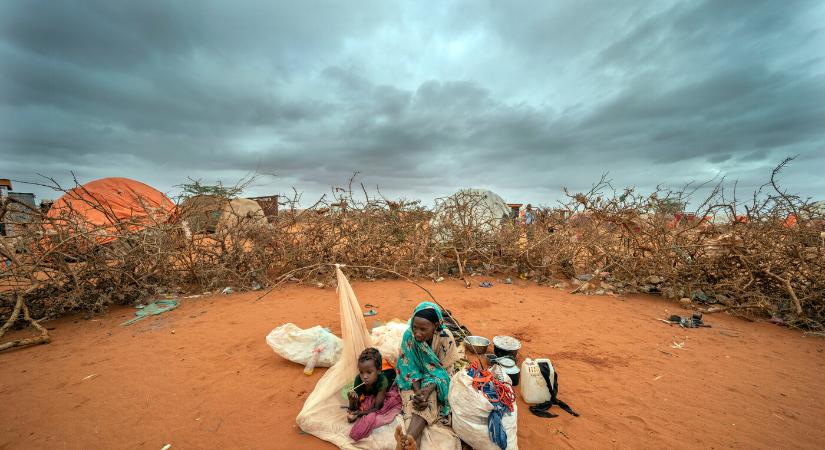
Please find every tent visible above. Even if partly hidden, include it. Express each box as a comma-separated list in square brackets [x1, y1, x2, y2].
[296, 266, 459, 449]
[46, 177, 175, 242]
[180, 196, 267, 233]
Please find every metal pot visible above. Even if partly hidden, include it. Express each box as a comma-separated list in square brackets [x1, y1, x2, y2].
[496, 356, 521, 386]
[463, 335, 490, 355]
[485, 353, 498, 365]
[492, 335, 521, 359]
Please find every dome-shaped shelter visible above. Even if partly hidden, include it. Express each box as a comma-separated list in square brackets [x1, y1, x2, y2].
[180, 196, 266, 234]
[431, 188, 512, 241]
[46, 177, 175, 242]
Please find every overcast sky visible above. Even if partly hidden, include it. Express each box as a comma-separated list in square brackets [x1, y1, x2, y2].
[2, 0, 824, 207]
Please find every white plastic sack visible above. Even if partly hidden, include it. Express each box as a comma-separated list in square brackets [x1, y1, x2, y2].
[369, 320, 408, 364]
[266, 323, 342, 367]
[296, 266, 460, 450]
[448, 371, 519, 450]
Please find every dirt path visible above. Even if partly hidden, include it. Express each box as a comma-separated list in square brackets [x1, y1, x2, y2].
[1, 280, 824, 449]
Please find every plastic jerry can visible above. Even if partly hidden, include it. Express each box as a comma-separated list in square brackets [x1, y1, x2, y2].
[520, 358, 554, 404]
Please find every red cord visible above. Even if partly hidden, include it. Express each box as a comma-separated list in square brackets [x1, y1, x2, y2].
[468, 361, 515, 412]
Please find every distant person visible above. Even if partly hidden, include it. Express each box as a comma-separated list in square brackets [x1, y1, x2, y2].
[524, 204, 535, 240]
[524, 204, 534, 225]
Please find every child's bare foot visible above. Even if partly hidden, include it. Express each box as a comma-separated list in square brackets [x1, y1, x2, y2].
[404, 436, 417, 450]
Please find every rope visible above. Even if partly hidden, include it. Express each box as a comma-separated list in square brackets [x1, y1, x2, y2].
[468, 361, 515, 412]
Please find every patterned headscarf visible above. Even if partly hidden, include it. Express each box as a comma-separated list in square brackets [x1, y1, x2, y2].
[395, 302, 455, 416]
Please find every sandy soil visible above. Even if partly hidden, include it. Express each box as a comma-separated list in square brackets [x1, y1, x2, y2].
[1, 279, 824, 449]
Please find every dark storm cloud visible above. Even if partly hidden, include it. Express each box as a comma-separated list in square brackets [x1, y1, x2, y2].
[1, 0, 823, 205]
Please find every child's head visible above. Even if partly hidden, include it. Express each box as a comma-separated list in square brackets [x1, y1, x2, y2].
[357, 347, 382, 385]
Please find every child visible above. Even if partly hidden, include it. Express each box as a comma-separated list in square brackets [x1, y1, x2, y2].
[347, 348, 390, 422]
[347, 347, 403, 441]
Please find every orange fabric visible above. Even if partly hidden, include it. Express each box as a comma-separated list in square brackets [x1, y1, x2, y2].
[381, 358, 395, 371]
[46, 177, 175, 243]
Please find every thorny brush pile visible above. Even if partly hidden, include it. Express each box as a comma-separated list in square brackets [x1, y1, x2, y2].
[1, 160, 823, 351]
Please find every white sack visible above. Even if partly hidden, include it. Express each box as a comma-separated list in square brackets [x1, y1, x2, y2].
[369, 320, 408, 363]
[448, 371, 519, 450]
[266, 323, 342, 367]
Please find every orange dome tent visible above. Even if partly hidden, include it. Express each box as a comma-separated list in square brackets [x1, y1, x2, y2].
[46, 177, 175, 243]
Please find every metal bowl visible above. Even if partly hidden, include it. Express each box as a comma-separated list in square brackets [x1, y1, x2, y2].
[463, 335, 490, 355]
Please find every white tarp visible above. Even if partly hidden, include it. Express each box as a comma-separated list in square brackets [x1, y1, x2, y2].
[431, 188, 512, 242]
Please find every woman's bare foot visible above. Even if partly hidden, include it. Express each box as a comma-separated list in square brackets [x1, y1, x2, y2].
[394, 425, 417, 450]
[394, 425, 405, 450]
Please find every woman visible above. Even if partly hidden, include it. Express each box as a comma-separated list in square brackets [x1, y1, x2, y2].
[394, 302, 463, 449]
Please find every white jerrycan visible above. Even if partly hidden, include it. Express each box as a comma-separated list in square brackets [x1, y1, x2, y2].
[520, 358, 554, 404]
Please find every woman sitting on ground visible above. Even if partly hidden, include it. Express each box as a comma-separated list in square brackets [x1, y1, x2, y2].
[394, 302, 463, 449]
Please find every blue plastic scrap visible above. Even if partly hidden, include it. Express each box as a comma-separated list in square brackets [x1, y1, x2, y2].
[121, 299, 179, 326]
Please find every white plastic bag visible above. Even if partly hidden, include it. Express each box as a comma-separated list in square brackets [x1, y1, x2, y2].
[369, 320, 408, 363]
[266, 323, 342, 367]
[448, 371, 519, 450]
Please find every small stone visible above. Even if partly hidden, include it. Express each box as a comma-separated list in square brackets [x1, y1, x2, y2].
[679, 297, 691, 307]
[171, 330, 176, 334]
[594, 289, 605, 295]
[691, 290, 709, 303]
[647, 275, 664, 285]
[576, 274, 594, 282]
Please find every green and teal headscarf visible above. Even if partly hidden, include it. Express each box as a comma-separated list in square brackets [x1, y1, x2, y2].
[395, 302, 452, 416]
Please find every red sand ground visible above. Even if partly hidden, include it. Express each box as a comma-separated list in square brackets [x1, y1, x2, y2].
[1, 280, 824, 449]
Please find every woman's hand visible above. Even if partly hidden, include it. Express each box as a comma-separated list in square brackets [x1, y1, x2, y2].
[412, 385, 434, 411]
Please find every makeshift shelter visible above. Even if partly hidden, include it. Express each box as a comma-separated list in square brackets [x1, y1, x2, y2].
[45, 177, 174, 243]
[296, 266, 459, 449]
[431, 189, 512, 241]
[1, 193, 37, 238]
[180, 196, 266, 233]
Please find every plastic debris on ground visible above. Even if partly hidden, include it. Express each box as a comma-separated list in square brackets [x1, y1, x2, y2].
[121, 299, 179, 326]
[662, 313, 710, 328]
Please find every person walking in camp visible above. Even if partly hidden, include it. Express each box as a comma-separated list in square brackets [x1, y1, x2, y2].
[394, 302, 463, 449]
